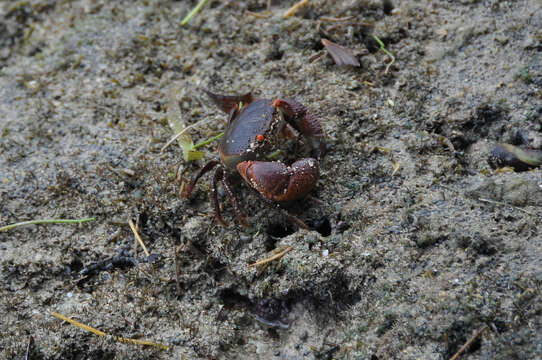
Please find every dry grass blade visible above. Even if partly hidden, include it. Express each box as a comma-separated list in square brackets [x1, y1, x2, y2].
[246, 10, 271, 19]
[51, 312, 168, 350]
[165, 86, 204, 161]
[284, 0, 309, 18]
[248, 246, 293, 268]
[129, 219, 150, 257]
[24, 336, 34, 360]
[160, 118, 209, 153]
[391, 161, 401, 176]
[167, 86, 189, 146]
[319, 16, 355, 22]
[321, 38, 360, 67]
[0, 217, 94, 232]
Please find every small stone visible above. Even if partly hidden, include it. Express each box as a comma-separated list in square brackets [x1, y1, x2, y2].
[240, 235, 252, 243]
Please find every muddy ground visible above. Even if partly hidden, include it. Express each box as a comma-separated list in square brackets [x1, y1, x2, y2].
[1, 0, 541, 359]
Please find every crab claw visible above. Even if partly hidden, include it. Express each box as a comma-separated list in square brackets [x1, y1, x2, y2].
[272, 98, 326, 160]
[237, 159, 319, 202]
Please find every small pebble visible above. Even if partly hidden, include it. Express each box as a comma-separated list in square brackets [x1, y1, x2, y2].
[147, 253, 161, 264]
[240, 235, 252, 243]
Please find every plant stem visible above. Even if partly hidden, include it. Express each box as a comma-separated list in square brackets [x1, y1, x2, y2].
[193, 132, 224, 149]
[372, 34, 395, 74]
[181, 0, 210, 26]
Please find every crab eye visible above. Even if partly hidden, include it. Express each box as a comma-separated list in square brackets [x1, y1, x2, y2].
[256, 134, 265, 142]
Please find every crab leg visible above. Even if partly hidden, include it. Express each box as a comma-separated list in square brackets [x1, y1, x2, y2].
[211, 166, 229, 227]
[220, 172, 249, 228]
[181, 159, 220, 198]
[185, 163, 249, 228]
[272, 98, 326, 159]
[259, 196, 309, 230]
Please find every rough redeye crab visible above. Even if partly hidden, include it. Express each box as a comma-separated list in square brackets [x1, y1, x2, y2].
[182, 90, 326, 228]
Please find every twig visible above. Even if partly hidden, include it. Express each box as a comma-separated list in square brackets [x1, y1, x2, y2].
[248, 246, 293, 268]
[284, 0, 309, 18]
[51, 312, 168, 350]
[449, 326, 487, 360]
[181, 0, 209, 26]
[319, 16, 355, 22]
[129, 219, 150, 257]
[372, 34, 395, 74]
[0, 217, 94, 232]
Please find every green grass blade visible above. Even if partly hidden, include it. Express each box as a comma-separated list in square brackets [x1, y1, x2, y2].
[181, 0, 210, 26]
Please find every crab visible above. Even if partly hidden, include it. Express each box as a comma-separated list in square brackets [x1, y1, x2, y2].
[181, 90, 326, 228]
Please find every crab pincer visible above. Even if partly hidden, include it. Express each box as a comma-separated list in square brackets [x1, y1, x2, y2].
[271, 98, 326, 160]
[237, 158, 319, 202]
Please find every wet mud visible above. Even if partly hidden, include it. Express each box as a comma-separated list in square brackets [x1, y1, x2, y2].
[1, 1, 541, 359]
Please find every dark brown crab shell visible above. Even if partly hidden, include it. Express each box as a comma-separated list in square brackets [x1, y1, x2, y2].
[218, 99, 284, 169]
